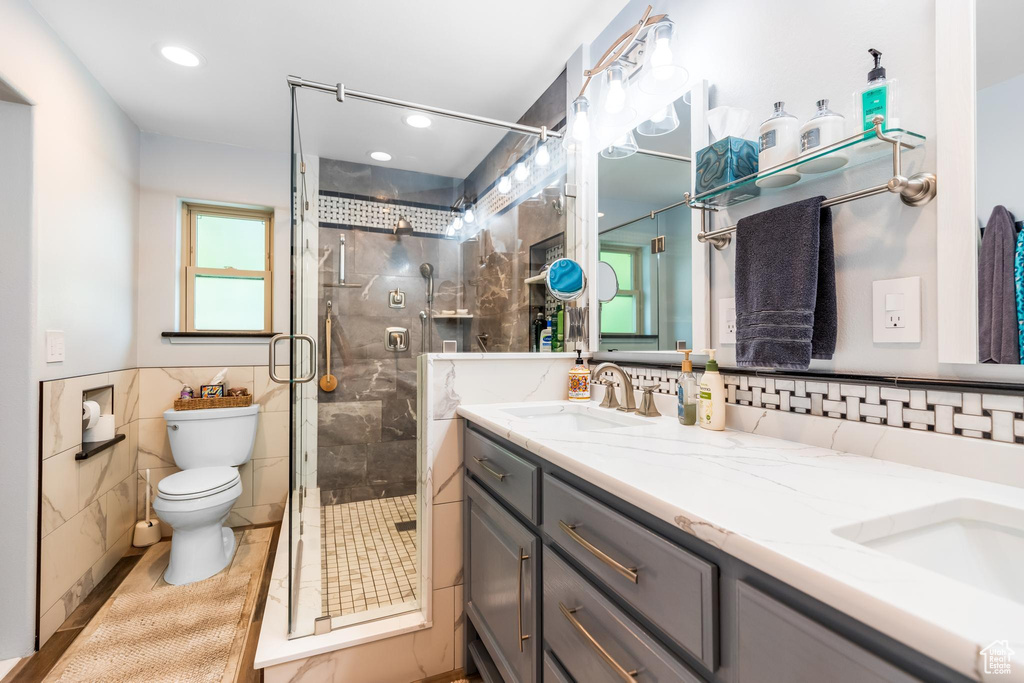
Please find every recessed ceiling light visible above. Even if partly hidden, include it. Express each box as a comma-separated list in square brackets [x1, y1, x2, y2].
[370, 151, 392, 162]
[405, 114, 432, 129]
[598, 212, 605, 218]
[159, 45, 203, 67]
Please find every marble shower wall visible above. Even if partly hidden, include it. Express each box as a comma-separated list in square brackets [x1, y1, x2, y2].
[317, 158, 465, 503]
[38, 369, 139, 647]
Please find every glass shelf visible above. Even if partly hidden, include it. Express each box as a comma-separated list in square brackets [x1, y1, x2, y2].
[691, 128, 926, 209]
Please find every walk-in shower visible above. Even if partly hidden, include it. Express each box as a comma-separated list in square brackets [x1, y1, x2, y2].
[285, 72, 572, 637]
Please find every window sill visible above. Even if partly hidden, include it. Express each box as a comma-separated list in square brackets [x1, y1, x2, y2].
[161, 331, 279, 345]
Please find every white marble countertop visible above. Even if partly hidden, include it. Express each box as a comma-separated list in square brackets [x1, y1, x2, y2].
[457, 400, 1024, 682]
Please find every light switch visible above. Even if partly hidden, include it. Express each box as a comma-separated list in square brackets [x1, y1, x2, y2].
[45, 330, 65, 363]
[872, 277, 921, 343]
[719, 298, 736, 345]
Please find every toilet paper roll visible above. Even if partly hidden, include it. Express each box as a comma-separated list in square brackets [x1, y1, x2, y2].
[84, 414, 115, 443]
[82, 400, 101, 430]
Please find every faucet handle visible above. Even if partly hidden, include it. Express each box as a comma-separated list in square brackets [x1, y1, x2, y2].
[638, 382, 662, 418]
[596, 379, 620, 410]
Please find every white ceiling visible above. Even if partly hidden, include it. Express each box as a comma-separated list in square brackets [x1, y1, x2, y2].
[977, 0, 1024, 90]
[31, 0, 628, 177]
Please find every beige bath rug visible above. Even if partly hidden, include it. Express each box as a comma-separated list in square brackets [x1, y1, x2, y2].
[57, 571, 251, 683]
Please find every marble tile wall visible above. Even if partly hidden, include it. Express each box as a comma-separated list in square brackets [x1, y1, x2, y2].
[39, 369, 139, 646]
[38, 364, 290, 647]
[316, 224, 456, 503]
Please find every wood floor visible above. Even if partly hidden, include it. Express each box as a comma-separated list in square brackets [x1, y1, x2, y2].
[5, 523, 279, 683]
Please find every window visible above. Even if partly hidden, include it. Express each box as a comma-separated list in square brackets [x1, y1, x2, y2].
[181, 203, 273, 333]
[599, 245, 643, 334]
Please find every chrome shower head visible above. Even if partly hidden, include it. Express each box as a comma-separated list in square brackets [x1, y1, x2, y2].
[393, 215, 414, 235]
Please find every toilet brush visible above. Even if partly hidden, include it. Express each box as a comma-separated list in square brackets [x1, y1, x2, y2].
[133, 469, 161, 547]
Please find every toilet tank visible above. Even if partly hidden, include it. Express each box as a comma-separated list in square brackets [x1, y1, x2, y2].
[163, 404, 260, 469]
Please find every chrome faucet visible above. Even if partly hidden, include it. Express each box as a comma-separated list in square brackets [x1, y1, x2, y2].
[589, 362, 637, 412]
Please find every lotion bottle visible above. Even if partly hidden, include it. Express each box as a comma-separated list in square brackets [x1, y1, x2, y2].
[540, 319, 552, 352]
[698, 349, 726, 431]
[755, 102, 800, 188]
[568, 350, 590, 401]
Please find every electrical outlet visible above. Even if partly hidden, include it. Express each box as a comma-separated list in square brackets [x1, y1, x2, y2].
[719, 298, 737, 344]
[872, 277, 920, 343]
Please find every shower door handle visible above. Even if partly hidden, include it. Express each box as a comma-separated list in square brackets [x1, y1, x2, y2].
[269, 333, 318, 384]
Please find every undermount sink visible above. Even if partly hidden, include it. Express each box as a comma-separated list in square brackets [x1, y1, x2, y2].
[500, 404, 649, 432]
[833, 499, 1024, 604]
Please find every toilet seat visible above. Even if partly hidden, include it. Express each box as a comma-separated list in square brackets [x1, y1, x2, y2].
[158, 466, 240, 501]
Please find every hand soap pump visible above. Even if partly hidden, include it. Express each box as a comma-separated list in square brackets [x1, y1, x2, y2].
[677, 348, 698, 425]
[698, 349, 726, 431]
[568, 350, 590, 402]
[856, 48, 898, 131]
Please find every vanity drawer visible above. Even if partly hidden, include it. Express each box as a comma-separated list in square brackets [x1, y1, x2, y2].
[542, 474, 717, 670]
[466, 426, 540, 523]
[543, 651, 573, 683]
[735, 582, 919, 682]
[543, 547, 704, 683]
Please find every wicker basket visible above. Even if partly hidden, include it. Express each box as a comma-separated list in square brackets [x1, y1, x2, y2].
[172, 395, 253, 411]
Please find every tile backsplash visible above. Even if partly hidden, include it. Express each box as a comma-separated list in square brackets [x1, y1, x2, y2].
[38, 364, 288, 647]
[598, 364, 1024, 446]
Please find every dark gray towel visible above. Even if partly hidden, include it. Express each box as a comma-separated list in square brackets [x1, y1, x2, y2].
[978, 205, 1020, 364]
[735, 196, 836, 369]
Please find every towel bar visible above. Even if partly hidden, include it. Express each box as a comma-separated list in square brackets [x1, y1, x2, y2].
[693, 117, 937, 250]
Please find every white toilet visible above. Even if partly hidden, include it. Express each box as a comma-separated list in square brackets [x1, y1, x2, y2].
[153, 404, 259, 585]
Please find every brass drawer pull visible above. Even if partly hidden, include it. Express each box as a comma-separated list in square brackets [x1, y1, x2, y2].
[472, 456, 507, 482]
[559, 603, 638, 681]
[559, 521, 639, 584]
[517, 548, 530, 651]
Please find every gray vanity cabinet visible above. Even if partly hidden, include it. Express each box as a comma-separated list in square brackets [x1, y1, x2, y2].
[463, 423, 967, 683]
[465, 477, 540, 683]
[734, 583, 920, 683]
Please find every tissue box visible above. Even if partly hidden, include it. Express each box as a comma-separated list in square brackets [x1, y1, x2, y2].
[694, 136, 759, 195]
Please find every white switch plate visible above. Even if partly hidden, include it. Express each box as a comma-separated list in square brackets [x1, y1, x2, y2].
[719, 298, 736, 345]
[872, 277, 921, 343]
[45, 330, 65, 363]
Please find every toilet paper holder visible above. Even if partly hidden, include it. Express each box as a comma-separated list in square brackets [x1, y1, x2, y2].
[76, 384, 125, 461]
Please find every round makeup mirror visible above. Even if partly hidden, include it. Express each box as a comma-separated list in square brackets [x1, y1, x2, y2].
[596, 261, 618, 303]
[546, 258, 587, 301]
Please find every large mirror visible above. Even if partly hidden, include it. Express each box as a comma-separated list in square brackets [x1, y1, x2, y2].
[595, 85, 708, 354]
[937, 0, 1024, 365]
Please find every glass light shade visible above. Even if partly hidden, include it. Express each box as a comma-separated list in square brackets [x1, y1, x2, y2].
[453, 215, 463, 231]
[636, 102, 680, 136]
[535, 142, 550, 167]
[596, 62, 636, 128]
[498, 175, 512, 194]
[565, 97, 591, 149]
[514, 161, 529, 182]
[638, 21, 689, 95]
[600, 130, 639, 159]
[464, 206, 475, 224]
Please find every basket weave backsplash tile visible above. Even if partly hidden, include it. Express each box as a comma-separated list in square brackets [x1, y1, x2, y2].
[596, 365, 1024, 446]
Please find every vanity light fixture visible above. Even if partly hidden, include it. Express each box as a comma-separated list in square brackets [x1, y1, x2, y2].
[597, 62, 636, 127]
[498, 174, 512, 194]
[638, 20, 689, 95]
[370, 151, 392, 161]
[514, 161, 530, 182]
[535, 142, 551, 167]
[160, 45, 203, 67]
[600, 130, 639, 159]
[404, 114, 432, 128]
[598, 212, 605, 217]
[566, 96, 591, 148]
[637, 102, 680, 136]
[464, 205, 475, 224]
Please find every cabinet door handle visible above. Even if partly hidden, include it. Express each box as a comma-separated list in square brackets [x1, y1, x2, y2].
[472, 456, 507, 482]
[517, 548, 530, 651]
[559, 521, 639, 584]
[559, 603, 638, 681]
